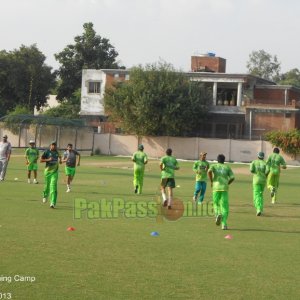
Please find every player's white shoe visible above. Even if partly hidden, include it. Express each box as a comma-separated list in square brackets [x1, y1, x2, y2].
[66, 188, 71, 193]
[28, 179, 31, 184]
[33, 179, 38, 184]
[42, 197, 47, 203]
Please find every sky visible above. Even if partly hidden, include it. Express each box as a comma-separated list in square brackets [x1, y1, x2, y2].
[1, 0, 300, 74]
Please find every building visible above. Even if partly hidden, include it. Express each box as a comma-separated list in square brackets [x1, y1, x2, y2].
[34, 95, 60, 115]
[80, 54, 300, 138]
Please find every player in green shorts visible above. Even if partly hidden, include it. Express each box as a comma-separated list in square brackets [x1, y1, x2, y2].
[131, 144, 148, 194]
[266, 147, 286, 204]
[40, 141, 62, 208]
[250, 152, 269, 216]
[208, 154, 235, 230]
[25, 140, 39, 184]
[62, 144, 80, 193]
[193, 151, 209, 204]
[160, 148, 179, 209]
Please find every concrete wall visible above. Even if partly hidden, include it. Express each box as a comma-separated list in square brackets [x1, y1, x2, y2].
[93, 133, 299, 165]
[2, 125, 298, 165]
[0, 126, 94, 151]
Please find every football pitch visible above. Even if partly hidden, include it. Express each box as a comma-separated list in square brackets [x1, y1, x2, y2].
[0, 154, 299, 300]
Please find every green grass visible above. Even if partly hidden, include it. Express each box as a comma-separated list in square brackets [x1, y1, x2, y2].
[0, 155, 299, 299]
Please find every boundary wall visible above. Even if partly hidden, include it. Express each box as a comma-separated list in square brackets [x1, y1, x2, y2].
[93, 133, 300, 165]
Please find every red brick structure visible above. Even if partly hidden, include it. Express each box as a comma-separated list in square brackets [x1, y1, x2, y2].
[191, 54, 226, 73]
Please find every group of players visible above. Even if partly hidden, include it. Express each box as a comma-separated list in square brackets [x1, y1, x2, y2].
[132, 145, 287, 230]
[1, 134, 287, 228]
[0, 135, 80, 209]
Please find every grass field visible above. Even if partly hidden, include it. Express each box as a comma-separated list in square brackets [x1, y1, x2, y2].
[0, 154, 299, 300]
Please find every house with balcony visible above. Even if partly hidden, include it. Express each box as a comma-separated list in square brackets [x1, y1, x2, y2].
[80, 54, 300, 138]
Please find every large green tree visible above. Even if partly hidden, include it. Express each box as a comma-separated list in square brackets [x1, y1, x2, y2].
[104, 62, 212, 136]
[0, 45, 55, 116]
[55, 22, 122, 101]
[246, 49, 281, 82]
[276, 68, 300, 87]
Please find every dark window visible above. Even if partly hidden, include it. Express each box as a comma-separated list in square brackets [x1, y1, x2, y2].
[88, 81, 101, 94]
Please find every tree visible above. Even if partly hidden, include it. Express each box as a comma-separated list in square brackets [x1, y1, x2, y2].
[265, 129, 300, 158]
[246, 50, 281, 81]
[104, 62, 212, 136]
[43, 89, 81, 119]
[0, 45, 55, 116]
[276, 68, 300, 87]
[55, 22, 122, 101]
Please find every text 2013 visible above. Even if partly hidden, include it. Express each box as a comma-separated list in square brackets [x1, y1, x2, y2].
[0, 293, 12, 299]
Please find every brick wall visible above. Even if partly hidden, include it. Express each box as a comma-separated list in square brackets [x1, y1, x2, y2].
[191, 56, 226, 73]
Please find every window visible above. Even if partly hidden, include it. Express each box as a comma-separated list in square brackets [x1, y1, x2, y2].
[125, 74, 130, 81]
[88, 81, 101, 94]
[114, 73, 119, 79]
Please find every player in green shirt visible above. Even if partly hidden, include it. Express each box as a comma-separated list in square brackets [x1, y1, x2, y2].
[266, 147, 286, 204]
[193, 152, 209, 204]
[160, 148, 179, 209]
[250, 152, 269, 216]
[208, 154, 235, 230]
[131, 144, 148, 194]
[25, 140, 39, 184]
[40, 141, 62, 208]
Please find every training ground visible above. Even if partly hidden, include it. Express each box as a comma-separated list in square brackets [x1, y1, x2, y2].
[0, 154, 299, 299]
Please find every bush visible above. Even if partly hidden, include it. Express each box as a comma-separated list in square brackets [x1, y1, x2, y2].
[265, 129, 300, 157]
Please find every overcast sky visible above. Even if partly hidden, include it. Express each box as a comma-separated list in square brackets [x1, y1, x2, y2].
[1, 0, 299, 73]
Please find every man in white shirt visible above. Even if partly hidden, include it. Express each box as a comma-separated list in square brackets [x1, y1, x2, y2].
[0, 135, 12, 181]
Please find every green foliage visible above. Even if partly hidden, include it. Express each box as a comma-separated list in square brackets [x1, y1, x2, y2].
[43, 89, 81, 119]
[0, 45, 55, 116]
[55, 22, 122, 101]
[104, 62, 212, 136]
[265, 129, 300, 156]
[276, 68, 300, 87]
[2, 105, 33, 134]
[246, 49, 281, 81]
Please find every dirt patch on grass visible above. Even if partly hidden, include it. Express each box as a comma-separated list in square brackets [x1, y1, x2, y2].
[83, 160, 159, 169]
[231, 167, 250, 175]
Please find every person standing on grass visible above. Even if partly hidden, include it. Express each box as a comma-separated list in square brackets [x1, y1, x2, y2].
[131, 144, 148, 194]
[266, 147, 286, 204]
[25, 140, 39, 184]
[62, 143, 80, 193]
[192, 152, 209, 204]
[160, 148, 179, 209]
[250, 152, 269, 216]
[0, 134, 12, 181]
[40, 141, 62, 208]
[208, 154, 235, 230]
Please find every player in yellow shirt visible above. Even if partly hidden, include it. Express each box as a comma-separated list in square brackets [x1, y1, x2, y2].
[132, 145, 148, 194]
[208, 154, 235, 230]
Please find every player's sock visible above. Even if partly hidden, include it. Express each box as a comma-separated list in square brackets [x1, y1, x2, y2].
[162, 192, 167, 206]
